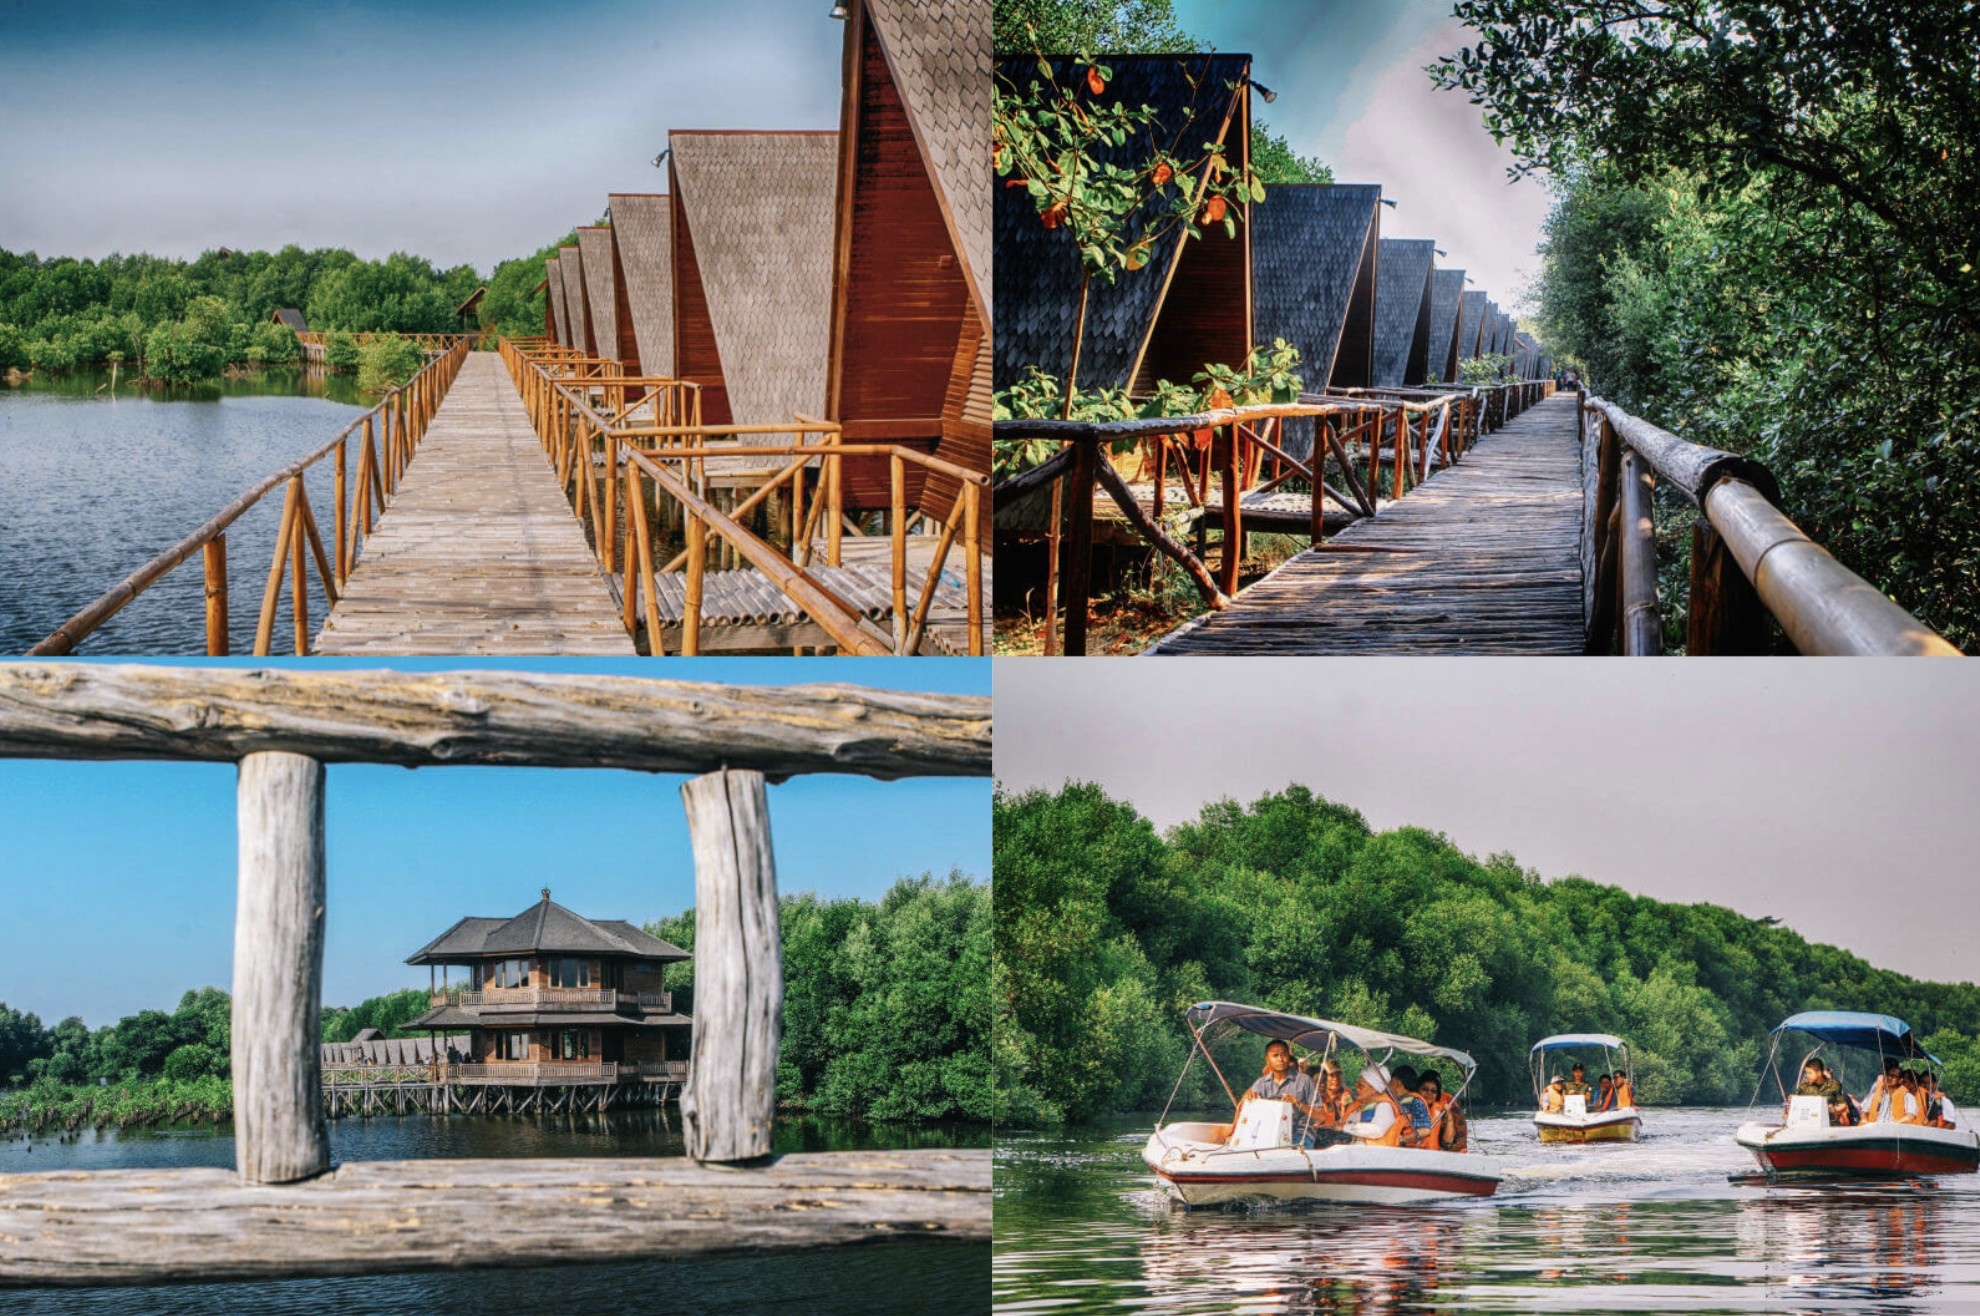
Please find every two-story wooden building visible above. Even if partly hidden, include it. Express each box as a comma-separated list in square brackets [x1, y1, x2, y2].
[403, 889, 691, 1104]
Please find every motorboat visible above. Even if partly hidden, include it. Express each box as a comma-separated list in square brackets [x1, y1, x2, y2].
[1141, 1000, 1502, 1205]
[1734, 1011, 1979, 1179]
[1530, 1033, 1641, 1143]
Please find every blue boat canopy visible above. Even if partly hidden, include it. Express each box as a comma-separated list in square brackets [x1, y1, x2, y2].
[1773, 1011, 1929, 1057]
[1530, 1033, 1626, 1054]
[1186, 1001, 1475, 1072]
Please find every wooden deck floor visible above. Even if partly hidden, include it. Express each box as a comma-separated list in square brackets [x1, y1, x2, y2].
[1150, 393, 1586, 655]
[315, 354, 636, 655]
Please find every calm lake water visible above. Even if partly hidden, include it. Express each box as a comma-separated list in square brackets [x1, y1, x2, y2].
[994, 1107, 1980, 1313]
[2, 1110, 990, 1314]
[0, 366, 369, 655]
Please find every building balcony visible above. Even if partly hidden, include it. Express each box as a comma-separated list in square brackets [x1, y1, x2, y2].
[426, 988, 674, 1013]
[321, 1059, 688, 1087]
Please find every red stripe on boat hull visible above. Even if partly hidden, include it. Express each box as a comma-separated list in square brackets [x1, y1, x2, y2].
[1754, 1142, 1979, 1178]
[1157, 1168, 1498, 1197]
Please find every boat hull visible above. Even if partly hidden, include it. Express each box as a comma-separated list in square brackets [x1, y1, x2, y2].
[1735, 1120, 1980, 1179]
[1534, 1108, 1641, 1144]
[1143, 1126, 1500, 1206]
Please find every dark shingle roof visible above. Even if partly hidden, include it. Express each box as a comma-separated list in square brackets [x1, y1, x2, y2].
[1457, 289, 1486, 360]
[1426, 268, 1465, 384]
[547, 258, 570, 346]
[1251, 183, 1381, 393]
[271, 307, 308, 332]
[406, 891, 689, 965]
[406, 1008, 689, 1030]
[1372, 238, 1435, 387]
[994, 52, 1252, 391]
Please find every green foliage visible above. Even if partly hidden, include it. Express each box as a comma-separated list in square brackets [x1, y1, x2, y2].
[321, 987, 432, 1043]
[356, 332, 424, 394]
[1249, 123, 1333, 186]
[1458, 352, 1516, 385]
[324, 330, 360, 372]
[994, 783, 1980, 1121]
[481, 232, 578, 339]
[647, 872, 990, 1123]
[1443, 1, 1980, 648]
[992, 0, 1191, 56]
[0, 1004, 47, 1087]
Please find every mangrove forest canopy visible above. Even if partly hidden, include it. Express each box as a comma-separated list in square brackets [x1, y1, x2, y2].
[993, 782, 1980, 1123]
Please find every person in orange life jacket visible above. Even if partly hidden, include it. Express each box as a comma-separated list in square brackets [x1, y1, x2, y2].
[1594, 1073, 1616, 1112]
[1388, 1065, 1435, 1146]
[1343, 1063, 1408, 1147]
[1861, 1058, 1904, 1121]
[1919, 1071, 1959, 1128]
[1309, 1057, 1351, 1129]
[1865, 1062, 1927, 1125]
[1611, 1071, 1635, 1109]
[1418, 1071, 1467, 1152]
[1827, 1091, 1859, 1127]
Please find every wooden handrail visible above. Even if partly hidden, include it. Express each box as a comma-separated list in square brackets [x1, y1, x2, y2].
[1577, 390, 1957, 656]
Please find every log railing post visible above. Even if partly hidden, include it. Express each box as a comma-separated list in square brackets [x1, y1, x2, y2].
[1687, 516, 1770, 655]
[678, 769, 780, 1164]
[1220, 428, 1242, 597]
[232, 751, 329, 1186]
[203, 536, 229, 657]
[1619, 448, 1661, 656]
[1061, 440, 1097, 656]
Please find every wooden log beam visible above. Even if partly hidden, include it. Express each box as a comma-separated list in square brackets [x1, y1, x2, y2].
[1061, 441, 1097, 656]
[0, 665, 991, 779]
[0, 1151, 991, 1288]
[1585, 395, 1779, 506]
[1704, 479, 1960, 656]
[1091, 459, 1227, 610]
[233, 751, 329, 1185]
[679, 769, 780, 1163]
[1687, 517, 1771, 655]
[1620, 449, 1662, 656]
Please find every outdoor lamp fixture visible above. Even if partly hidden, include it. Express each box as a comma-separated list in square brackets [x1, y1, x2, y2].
[829, 2, 849, 17]
[651, 148, 671, 169]
[1436, 248, 1448, 257]
[1247, 79, 1278, 103]
[1380, 198, 1398, 208]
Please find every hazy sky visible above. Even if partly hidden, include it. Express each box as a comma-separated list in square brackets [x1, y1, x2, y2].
[1175, 0, 1551, 318]
[0, 0, 845, 271]
[0, 657, 989, 1026]
[996, 659, 1980, 988]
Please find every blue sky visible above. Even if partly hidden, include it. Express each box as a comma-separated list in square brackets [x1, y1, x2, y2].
[0, 0, 846, 271]
[1175, 0, 1552, 315]
[0, 657, 989, 1026]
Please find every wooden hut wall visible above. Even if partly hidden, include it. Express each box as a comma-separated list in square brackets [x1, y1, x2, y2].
[1332, 213, 1380, 387]
[547, 258, 571, 347]
[610, 193, 675, 377]
[1371, 238, 1435, 387]
[993, 52, 1253, 394]
[1426, 268, 1465, 384]
[670, 131, 837, 473]
[1457, 290, 1486, 361]
[577, 226, 622, 369]
[668, 187, 730, 425]
[560, 245, 594, 357]
[827, 0, 988, 515]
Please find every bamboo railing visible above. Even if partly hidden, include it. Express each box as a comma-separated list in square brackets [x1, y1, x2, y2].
[501, 339, 986, 657]
[1576, 390, 1958, 655]
[28, 340, 472, 658]
[0, 664, 991, 1285]
[993, 381, 1549, 656]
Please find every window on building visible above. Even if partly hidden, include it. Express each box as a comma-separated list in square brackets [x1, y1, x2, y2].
[548, 957, 591, 988]
[499, 1032, 528, 1061]
[557, 1029, 591, 1061]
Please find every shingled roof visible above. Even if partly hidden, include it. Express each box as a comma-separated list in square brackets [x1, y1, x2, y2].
[1426, 268, 1465, 384]
[865, 0, 990, 318]
[559, 245, 591, 355]
[547, 258, 570, 346]
[671, 130, 837, 441]
[406, 890, 689, 966]
[270, 307, 308, 332]
[994, 52, 1252, 392]
[1457, 289, 1486, 361]
[1372, 238, 1435, 387]
[610, 193, 674, 377]
[577, 226, 620, 368]
[1251, 183, 1381, 393]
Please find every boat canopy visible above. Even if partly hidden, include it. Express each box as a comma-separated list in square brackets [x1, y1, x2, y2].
[1773, 1011, 1931, 1058]
[1531, 1033, 1626, 1053]
[1185, 1000, 1476, 1073]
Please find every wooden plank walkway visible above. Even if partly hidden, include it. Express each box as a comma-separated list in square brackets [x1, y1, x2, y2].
[1150, 393, 1586, 655]
[315, 354, 636, 655]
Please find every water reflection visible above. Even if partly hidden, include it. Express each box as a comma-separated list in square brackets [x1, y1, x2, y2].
[994, 1108, 1980, 1313]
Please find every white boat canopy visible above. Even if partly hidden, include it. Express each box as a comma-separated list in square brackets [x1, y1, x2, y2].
[1531, 1033, 1627, 1053]
[1185, 1000, 1476, 1074]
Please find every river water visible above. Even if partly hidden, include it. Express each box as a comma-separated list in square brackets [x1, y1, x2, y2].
[0, 367, 367, 654]
[994, 1107, 1980, 1313]
[2, 1111, 990, 1313]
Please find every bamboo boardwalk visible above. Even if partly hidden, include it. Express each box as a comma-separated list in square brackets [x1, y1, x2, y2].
[1150, 393, 1586, 655]
[315, 354, 636, 655]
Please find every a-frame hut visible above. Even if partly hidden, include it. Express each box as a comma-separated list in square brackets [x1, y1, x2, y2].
[827, 0, 992, 521]
[995, 52, 1253, 396]
[1481, 300, 1502, 359]
[577, 226, 623, 370]
[547, 258, 571, 347]
[1457, 289, 1487, 361]
[1251, 183, 1381, 395]
[668, 130, 838, 477]
[609, 193, 674, 378]
[560, 244, 594, 357]
[1371, 238, 1435, 387]
[1426, 268, 1465, 384]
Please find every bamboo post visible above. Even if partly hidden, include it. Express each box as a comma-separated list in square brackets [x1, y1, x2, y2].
[1687, 517, 1769, 655]
[203, 537, 229, 657]
[232, 750, 329, 1186]
[1061, 440, 1097, 656]
[1220, 429, 1242, 596]
[1619, 449, 1661, 656]
[1586, 417, 1623, 655]
[964, 482, 983, 657]
[678, 769, 780, 1164]
[333, 441, 347, 586]
[253, 482, 300, 657]
[891, 453, 907, 653]
[291, 488, 309, 656]
[684, 516, 706, 657]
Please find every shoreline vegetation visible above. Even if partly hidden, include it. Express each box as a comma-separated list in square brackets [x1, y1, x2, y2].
[0, 233, 569, 390]
[1, 873, 988, 1135]
[992, 782, 1980, 1126]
